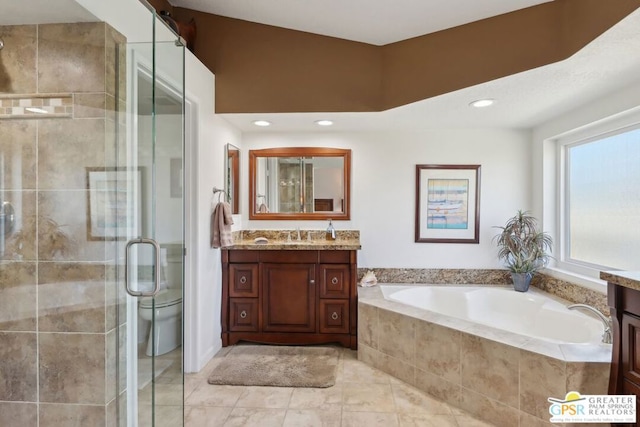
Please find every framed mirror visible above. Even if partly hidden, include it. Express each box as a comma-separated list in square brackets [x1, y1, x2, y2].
[249, 147, 351, 220]
[225, 143, 240, 214]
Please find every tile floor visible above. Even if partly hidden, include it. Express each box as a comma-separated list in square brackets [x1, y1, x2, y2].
[173, 346, 496, 427]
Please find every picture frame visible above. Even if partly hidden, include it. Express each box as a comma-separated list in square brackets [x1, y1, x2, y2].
[415, 164, 481, 243]
[86, 167, 142, 241]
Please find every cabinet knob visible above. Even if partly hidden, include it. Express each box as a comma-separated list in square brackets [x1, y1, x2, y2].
[240, 310, 247, 319]
[310, 279, 315, 285]
[331, 312, 339, 320]
[239, 276, 247, 284]
[331, 277, 339, 285]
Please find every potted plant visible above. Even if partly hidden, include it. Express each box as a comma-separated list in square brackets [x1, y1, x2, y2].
[493, 210, 553, 292]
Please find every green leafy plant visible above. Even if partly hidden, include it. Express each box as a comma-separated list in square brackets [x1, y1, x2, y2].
[493, 210, 553, 274]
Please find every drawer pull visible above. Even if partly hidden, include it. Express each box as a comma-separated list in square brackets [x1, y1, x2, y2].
[310, 279, 315, 285]
[240, 276, 247, 284]
[240, 310, 247, 319]
[331, 277, 339, 285]
[331, 312, 339, 320]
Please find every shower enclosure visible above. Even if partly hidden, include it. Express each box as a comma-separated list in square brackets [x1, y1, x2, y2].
[0, 3, 185, 426]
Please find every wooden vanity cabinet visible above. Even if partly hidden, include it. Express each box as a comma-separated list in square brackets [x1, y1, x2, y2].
[607, 277, 640, 427]
[221, 249, 358, 349]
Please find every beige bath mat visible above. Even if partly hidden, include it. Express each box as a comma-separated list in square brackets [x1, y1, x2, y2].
[207, 345, 340, 388]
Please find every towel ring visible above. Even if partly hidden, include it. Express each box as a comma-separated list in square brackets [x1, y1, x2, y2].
[213, 187, 225, 202]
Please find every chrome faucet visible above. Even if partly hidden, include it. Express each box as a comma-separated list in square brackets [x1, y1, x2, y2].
[567, 304, 613, 344]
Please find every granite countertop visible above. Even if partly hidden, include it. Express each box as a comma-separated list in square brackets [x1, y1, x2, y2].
[225, 229, 361, 250]
[600, 271, 640, 292]
[227, 238, 361, 250]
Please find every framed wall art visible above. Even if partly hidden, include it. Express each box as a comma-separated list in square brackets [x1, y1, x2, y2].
[415, 164, 481, 243]
[86, 167, 142, 241]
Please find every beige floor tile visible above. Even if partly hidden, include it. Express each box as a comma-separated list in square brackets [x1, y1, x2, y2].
[398, 413, 459, 427]
[342, 411, 399, 427]
[341, 358, 392, 383]
[235, 386, 294, 409]
[153, 383, 184, 406]
[223, 407, 287, 427]
[184, 375, 201, 399]
[185, 406, 233, 426]
[342, 382, 396, 413]
[283, 406, 342, 427]
[391, 382, 452, 415]
[142, 345, 503, 427]
[185, 383, 244, 407]
[455, 412, 499, 426]
[289, 384, 343, 408]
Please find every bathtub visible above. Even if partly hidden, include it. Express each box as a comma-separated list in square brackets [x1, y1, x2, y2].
[380, 285, 604, 344]
[358, 284, 612, 426]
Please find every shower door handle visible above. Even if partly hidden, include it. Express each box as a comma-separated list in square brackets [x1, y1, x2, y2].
[124, 237, 161, 297]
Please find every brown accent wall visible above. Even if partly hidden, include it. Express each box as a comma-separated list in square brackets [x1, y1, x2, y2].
[172, 0, 640, 114]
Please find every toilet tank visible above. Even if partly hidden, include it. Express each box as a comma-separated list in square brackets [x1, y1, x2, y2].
[161, 242, 183, 287]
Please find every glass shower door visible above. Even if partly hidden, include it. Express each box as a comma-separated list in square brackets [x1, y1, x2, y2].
[117, 35, 185, 427]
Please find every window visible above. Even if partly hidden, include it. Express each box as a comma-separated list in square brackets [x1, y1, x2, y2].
[560, 125, 640, 273]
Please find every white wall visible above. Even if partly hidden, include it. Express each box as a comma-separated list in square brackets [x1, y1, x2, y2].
[242, 129, 532, 269]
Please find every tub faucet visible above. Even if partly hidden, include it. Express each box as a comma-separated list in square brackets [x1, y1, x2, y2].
[567, 304, 613, 344]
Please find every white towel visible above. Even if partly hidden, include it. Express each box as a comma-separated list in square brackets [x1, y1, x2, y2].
[211, 202, 234, 248]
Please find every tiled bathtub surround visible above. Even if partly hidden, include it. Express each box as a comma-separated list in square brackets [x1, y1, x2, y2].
[0, 21, 126, 427]
[358, 285, 611, 427]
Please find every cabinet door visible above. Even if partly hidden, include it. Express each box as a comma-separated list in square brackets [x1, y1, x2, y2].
[262, 263, 316, 332]
[622, 313, 640, 384]
[229, 264, 258, 297]
[319, 264, 350, 299]
[319, 300, 349, 334]
[229, 298, 259, 332]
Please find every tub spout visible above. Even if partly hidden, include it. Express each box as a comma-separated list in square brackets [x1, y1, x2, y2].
[567, 304, 613, 344]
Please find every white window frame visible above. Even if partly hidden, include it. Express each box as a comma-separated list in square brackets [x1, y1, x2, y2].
[555, 112, 640, 279]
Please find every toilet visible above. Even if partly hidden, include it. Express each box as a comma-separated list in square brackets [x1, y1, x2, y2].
[139, 288, 182, 356]
[138, 243, 183, 356]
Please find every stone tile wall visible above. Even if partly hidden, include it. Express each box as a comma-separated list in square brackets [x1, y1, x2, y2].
[0, 22, 126, 426]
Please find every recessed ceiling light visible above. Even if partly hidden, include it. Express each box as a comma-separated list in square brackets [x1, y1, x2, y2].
[253, 120, 271, 127]
[315, 119, 333, 126]
[25, 107, 48, 114]
[469, 99, 495, 108]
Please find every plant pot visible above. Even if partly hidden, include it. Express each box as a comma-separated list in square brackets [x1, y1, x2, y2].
[511, 272, 533, 292]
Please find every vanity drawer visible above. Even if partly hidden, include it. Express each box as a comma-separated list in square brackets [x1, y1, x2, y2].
[229, 264, 258, 297]
[229, 298, 259, 332]
[319, 300, 349, 334]
[319, 264, 350, 299]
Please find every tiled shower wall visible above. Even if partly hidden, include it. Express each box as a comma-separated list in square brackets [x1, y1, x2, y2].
[0, 22, 126, 426]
